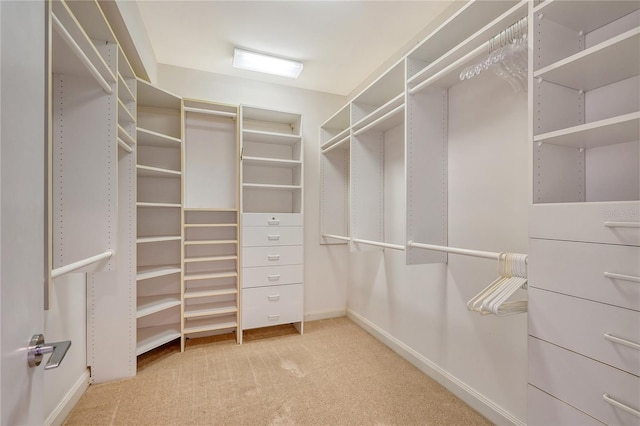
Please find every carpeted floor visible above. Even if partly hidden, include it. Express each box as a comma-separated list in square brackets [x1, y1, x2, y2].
[64, 317, 491, 425]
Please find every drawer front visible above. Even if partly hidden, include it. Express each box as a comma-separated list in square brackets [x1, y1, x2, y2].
[242, 284, 303, 330]
[530, 201, 640, 246]
[530, 238, 640, 311]
[242, 245, 303, 267]
[242, 213, 303, 227]
[242, 226, 303, 247]
[529, 288, 640, 376]
[242, 264, 303, 289]
[529, 336, 640, 426]
[528, 385, 603, 426]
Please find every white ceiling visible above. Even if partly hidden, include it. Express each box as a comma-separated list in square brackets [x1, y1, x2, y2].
[135, 1, 455, 96]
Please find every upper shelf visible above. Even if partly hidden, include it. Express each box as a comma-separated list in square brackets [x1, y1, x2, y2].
[352, 94, 404, 135]
[534, 27, 640, 92]
[242, 156, 301, 169]
[533, 0, 640, 34]
[137, 79, 181, 110]
[137, 127, 182, 147]
[242, 129, 301, 146]
[352, 61, 404, 119]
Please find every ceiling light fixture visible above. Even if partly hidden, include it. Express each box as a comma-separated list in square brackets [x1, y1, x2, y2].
[233, 48, 303, 79]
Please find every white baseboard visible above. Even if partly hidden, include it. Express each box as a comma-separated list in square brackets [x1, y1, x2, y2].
[45, 369, 90, 426]
[304, 308, 346, 322]
[347, 309, 525, 426]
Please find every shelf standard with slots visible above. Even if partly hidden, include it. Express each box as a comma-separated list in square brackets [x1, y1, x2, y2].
[136, 295, 181, 318]
[184, 284, 238, 299]
[183, 301, 237, 319]
[136, 164, 182, 178]
[137, 127, 182, 147]
[183, 316, 238, 335]
[137, 236, 181, 244]
[136, 324, 181, 356]
[136, 265, 181, 281]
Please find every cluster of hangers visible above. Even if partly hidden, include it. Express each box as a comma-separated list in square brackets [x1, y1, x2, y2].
[467, 253, 528, 316]
[459, 16, 529, 92]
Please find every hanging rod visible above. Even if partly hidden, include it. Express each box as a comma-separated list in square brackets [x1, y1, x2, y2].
[117, 137, 133, 153]
[51, 250, 114, 279]
[352, 238, 405, 251]
[407, 241, 527, 261]
[51, 13, 113, 95]
[184, 106, 237, 118]
[322, 234, 351, 242]
[604, 221, 640, 228]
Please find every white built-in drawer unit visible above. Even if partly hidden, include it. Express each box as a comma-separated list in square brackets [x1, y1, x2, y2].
[242, 284, 303, 330]
[242, 226, 303, 247]
[242, 264, 303, 289]
[528, 385, 604, 426]
[242, 245, 304, 267]
[530, 336, 640, 426]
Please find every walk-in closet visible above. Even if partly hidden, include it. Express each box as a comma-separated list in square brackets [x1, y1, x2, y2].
[0, 1, 638, 425]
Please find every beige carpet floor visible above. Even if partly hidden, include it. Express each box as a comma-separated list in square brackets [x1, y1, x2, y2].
[64, 317, 491, 425]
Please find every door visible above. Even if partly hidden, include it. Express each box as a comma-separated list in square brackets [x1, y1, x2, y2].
[1, 1, 47, 424]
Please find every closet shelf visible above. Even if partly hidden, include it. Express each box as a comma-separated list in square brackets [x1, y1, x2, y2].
[534, 28, 640, 91]
[243, 183, 302, 191]
[118, 73, 136, 103]
[118, 99, 136, 125]
[353, 104, 405, 136]
[184, 208, 237, 212]
[183, 316, 238, 335]
[137, 127, 182, 148]
[242, 156, 302, 168]
[183, 270, 238, 281]
[184, 239, 238, 246]
[242, 129, 301, 146]
[136, 294, 181, 318]
[534, 111, 640, 149]
[184, 284, 238, 299]
[532, 0, 640, 34]
[184, 223, 237, 228]
[321, 128, 350, 151]
[352, 93, 404, 133]
[136, 202, 182, 208]
[136, 265, 181, 281]
[136, 164, 182, 178]
[183, 301, 237, 319]
[184, 255, 237, 263]
[137, 79, 181, 110]
[137, 235, 181, 244]
[117, 137, 133, 153]
[136, 324, 181, 356]
[118, 124, 136, 146]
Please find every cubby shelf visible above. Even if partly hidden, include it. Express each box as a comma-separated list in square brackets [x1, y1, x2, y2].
[321, 130, 350, 152]
[532, 0, 640, 33]
[184, 255, 238, 263]
[137, 127, 182, 147]
[136, 202, 182, 208]
[136, 236, 181, 244]
[353, 103, 404, 136]
[184, 271, 238, 281]
[535, 28, 640, 91]
[242, 129, 301, 145]
[184, 223, 237, 228]
[136, 295, 181, 318]
[242, 156, 302, 168]
[118, 74, 136, 103]
[184, 239, 238, 246]
[118, 99, 136, 124]
[184, 284, 238, 299]
[353, 93, 404, 132]
[243, 183, 302, 191]
[118, 124, 136, 146]
[183, 316, 238, 335]
[136, 265, 181, 281]
[136, 325, 181, 356]
[136, 165, 182, 178]
[183, 301, 237, 319]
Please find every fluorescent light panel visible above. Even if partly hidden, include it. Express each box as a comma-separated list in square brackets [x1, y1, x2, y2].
[233, 48, 303, 79]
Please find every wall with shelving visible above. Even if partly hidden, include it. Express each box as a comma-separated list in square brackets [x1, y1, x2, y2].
[158, 64, 349, 320]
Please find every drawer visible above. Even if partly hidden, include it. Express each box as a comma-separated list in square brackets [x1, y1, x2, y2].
[530, 201, 639, 246]
[530, 238, 640, 311]
[528, 385, 603, 426]
[242, 213, 303, 227]
[242, 245, 303, 267]
[529, 288, 640, 376]
[242, 226, 302, 247]
[242, 284, 303, 330]
[242, 264, 303, 289]
[529, 336, 640, 426]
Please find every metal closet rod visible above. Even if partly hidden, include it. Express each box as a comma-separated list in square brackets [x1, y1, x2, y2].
[51, 250, 114, 279]
[407, 241, 527, 261]
[352, 238, 405, 251]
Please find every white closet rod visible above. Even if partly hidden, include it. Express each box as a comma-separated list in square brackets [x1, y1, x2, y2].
[51, 250, 114, 278]
[353, 105, 404, 137]
[407, 241, 527, 261]
[184, 106, 237, 118]
[321, 135, 350, 154]
[51, 13, 113, 95]
[322, 234, 351, 242]
[353, 238, 405, 251]
[117, 137, 133, 153]
[604, 221, 640, 228]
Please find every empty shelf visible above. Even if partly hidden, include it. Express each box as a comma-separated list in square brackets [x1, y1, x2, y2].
[184, 255, 238, 263]
[184, 223, 238, 228]
[184, 239, 238, 246]
[242, 183, 302, 191]
[118, 73, 136, 103]
[242, 129, 301, 145]
[183, 316, 238, 335]
[137, 127, 181, 147]
[136, 165, 182, 178]
[118, 99, 136, 125]
[242, 156, 302, 168]
[183, 271, 238, 281]
[136, 202, 182, 208]
[184, 284, 238, 299]
[137, 294, 181, 318]
[136, 324, 181, 356]
[118, 124, 136, 146]
[183, 301, 237, 319]
[137, 236, 181, 244]
[137, 265, 181, 281]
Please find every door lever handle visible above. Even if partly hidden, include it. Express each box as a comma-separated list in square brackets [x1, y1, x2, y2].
[28, 334, 71, 369]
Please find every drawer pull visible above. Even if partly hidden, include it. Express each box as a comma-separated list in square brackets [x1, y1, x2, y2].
[604, 221, 640, 228]
[267, 234, 280, 241]
[603, 393, 640, 418]
[604, 333, 640, 351]
[268, 314, 280, 321]
[268, 294, 280, 301]
[268, 274, 281, 281]
[268, 219, 280, 225]
[604, 272, 640, 283]
[267, 254, 280, 261]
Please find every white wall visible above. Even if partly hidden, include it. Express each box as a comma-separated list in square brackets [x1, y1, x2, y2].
[158, 64, 349, 320]
[347, 70, 529, 424]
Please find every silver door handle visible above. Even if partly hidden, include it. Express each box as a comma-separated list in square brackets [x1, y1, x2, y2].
[28, 334, 71, 370]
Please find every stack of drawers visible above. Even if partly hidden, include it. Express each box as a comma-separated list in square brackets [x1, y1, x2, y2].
[528, 202, 640, 425]
[241, 213, 304, 332]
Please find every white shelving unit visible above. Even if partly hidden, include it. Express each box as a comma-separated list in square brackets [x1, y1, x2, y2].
[528, 2, 640, 424]
[182, 99, 240, 348]
[320, 104, 350, 245]
[240, 106, 304, 334]
[136, 80, 183, 356]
